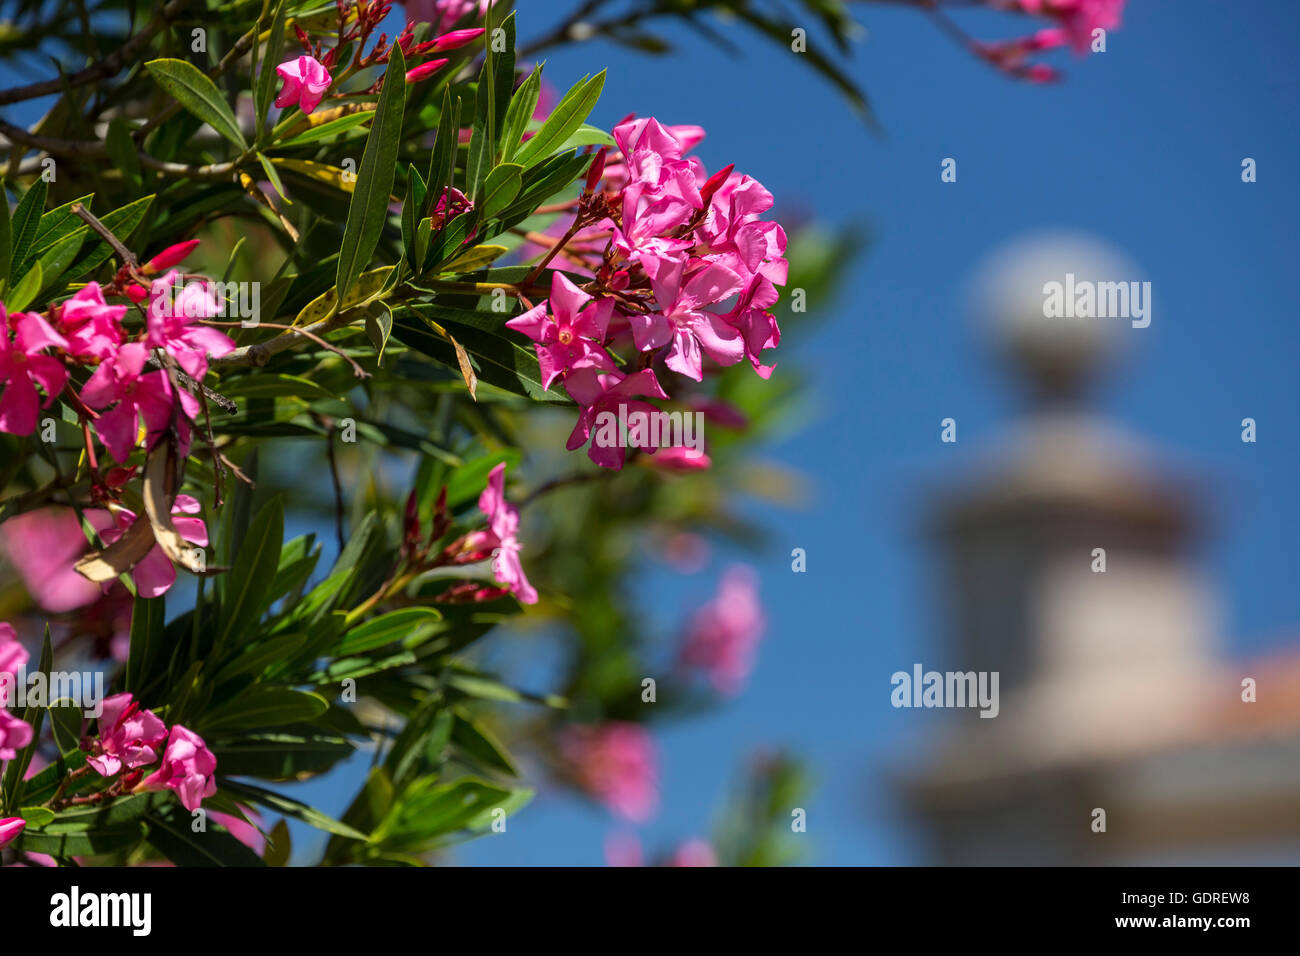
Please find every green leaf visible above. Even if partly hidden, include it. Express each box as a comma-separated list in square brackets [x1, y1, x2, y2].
[126, 594, 167, 694]
[277, 109, 374, 148]
[364, 300, 394, 366]
[0, 178, 10, 290]
[513, 71, 606, 169]
[210, 729, 354, 780]
[500, 65, 540, 163]
[146, 58, 248, 149]
[393, 306, 564, 402]
[218, 779, 370, 841]
[554, 123, 617, 153]
[437, 243, 509, 274]
[146, 804, 266, 866]
[203, 687, 330, 732]
[6, 178, 46, 285]
[35, 229, 84, 293]
[334, 45, 406, 311]
[257, 151, 291, 203]
[256, 0, 288, 130]
[60, 195, 154, 285]
[264, 818, 292, 865]
[19, 807, 55, 827]
[452, 709, 518, 776]
[337, 608, 445, 656]
[216, 495, 284, 649]
[4, 261, 42, 311]
[106, 117, 142, 188]
[479, 163, 522, 221]
[426, 89, 461, 212]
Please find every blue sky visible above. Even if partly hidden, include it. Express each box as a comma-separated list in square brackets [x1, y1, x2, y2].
[6, 0, 1299, 865]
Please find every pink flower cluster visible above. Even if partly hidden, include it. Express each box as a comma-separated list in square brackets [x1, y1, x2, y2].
[678, 565, 765, 695]
[0, 623, 34, 761]
[508, 117, 786, 469]
[560, 722, 658, 823]
[468, 463, 538, 605]
[0, 242, 229, 597]
[276, 3, 488, 113]
[87, 692, 217, 812]
[977, 0, 1127, 82]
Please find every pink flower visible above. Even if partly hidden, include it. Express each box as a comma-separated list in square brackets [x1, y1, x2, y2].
[97, 495, 208, 598]
[275, 55, 332, 114]
[470, 463, 537, 604]
[140, 724, 217, 812]
[55, 283, 126, 360]
[0, 818, 24, 849]
[0, 711, 32, 761]
[669, 838, 719, 867]
[561, 722, 658, 822]
[0, 622, 31, 705]
[80, 342, 195, 463]
[0, 305, 68, 435]
[212, 807, 265, 854]
[643, 445, 711, 471]
[604, 831, 645, 867]
[563, 368, 670, 470]
[142, 239, 200, 275]
[1013, 0, 1125, 53]
[679, 565, 765, 695]
[506, 273, 615, 389]
[87, 693, 168, 777]
[145, 272, 235, 380]
[0, 625, 34, 756]
[405, 0, 493, 33]
[636, 257, 747, 381]
[0, 507, 106, 612]
[416, 27, 485, 53]
[405, 58, 449, 84]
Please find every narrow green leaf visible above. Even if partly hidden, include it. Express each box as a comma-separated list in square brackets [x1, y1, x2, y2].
[513, 71, 606, 169]
[500, 65, 540, 163]
[334, 45, 406, 310]
[146, 58, 248, 149]
[216, 495, 284, 649]
[479, 163, 522, 221]
[256, 0, 289, 130]
[126, 594, 166, 694]
[106, 117, 142, 188]
[202, 687, 330, 732]
[7, 178, 47, 285]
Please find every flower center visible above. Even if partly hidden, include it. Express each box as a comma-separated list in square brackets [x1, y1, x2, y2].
[557, 328, 574, 346]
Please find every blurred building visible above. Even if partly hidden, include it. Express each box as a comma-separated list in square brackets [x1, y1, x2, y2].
[899, 238, 1300, 864]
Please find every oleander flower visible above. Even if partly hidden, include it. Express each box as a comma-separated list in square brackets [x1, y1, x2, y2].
[0, 305, 68, 435]
[561, 722, 658, 822]
[275, 55, 332, 114]
[87, 693, 169, 777]
[140, 724, 217, 812]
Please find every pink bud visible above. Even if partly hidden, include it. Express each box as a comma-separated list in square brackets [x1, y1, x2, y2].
[143, 239, 199, 275]
[699, 163, 734, 206]
[418, 28, 485, 53]
[584, 147, 608, 193]
[406, 58, 449, 84]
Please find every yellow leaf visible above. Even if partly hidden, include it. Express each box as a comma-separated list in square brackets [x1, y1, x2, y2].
[294, 266, 395, 326]
[271, 157, 357, 194]
[436, 244, 509, 275]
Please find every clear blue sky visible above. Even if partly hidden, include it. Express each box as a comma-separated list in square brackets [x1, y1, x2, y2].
[6, 0, 1299, 865]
